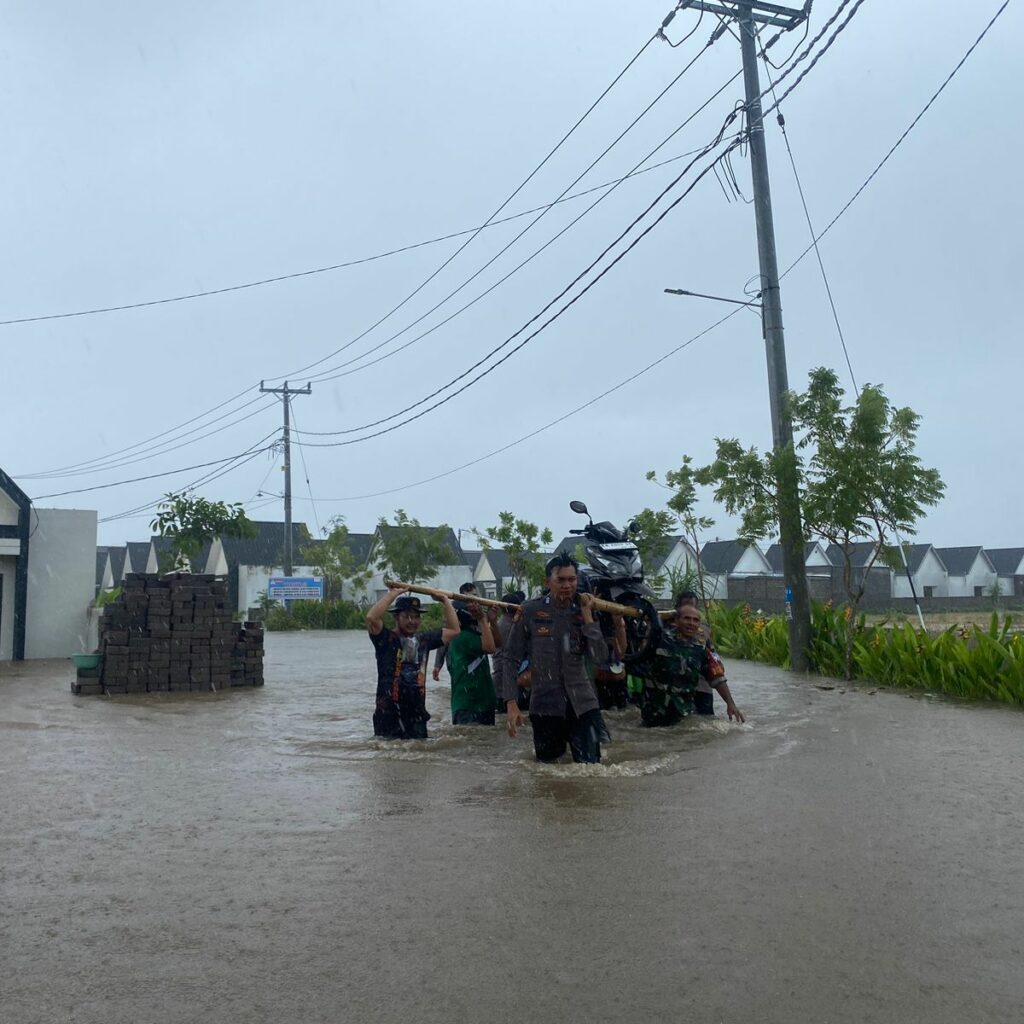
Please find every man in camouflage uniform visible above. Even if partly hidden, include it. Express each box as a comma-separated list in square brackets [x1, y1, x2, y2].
[639, 601, 740, 727]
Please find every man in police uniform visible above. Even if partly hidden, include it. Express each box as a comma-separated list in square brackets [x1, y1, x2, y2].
[502, 552, 608, 763]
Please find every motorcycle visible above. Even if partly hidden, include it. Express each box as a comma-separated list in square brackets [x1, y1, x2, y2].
[567, 500, 662, 671]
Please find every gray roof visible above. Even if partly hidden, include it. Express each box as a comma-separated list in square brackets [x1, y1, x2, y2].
[95, 549, 110, 587]
[935, 546, 991, 577]
[985, 548, 1024, 575]
[482, 549, 512, 581]
[344, 532, 375, 565]
[107, 546, 126, 581]
[826, 542, 878, 569]
[209, 521, 315, 569]
[126, 541, 152, 574]
[764, 542, 823, 573]
[699, 540, 755, 574]
[897, 543, 940, 574]
[646, 535, 681, 574]
[461, 548, 482, 568]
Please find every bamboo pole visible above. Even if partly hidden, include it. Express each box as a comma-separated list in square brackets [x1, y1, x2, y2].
[383, 578, 644, 618]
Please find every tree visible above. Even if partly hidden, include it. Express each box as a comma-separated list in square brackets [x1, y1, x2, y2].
[151, 492, 257, 571]
[374, 509, 456, 585]
[473, 512, 553, 595]
[627, 506, 676, 596]
[304, 515, 372, 603]
[696, 368, 944, 678]
[646, 455, 717, 607]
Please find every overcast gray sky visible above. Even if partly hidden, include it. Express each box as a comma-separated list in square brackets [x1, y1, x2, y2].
[2, 1, 1020, 551]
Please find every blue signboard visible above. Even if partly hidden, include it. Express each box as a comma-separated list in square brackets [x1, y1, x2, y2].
[268, 576, 324, 602]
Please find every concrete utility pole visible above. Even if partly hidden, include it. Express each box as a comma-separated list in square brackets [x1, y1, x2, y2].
[670, 0, 813, 670]
[259, 380, 312, 577]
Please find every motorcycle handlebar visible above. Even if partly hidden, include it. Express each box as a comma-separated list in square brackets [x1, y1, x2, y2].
[568, 528, 585, 534]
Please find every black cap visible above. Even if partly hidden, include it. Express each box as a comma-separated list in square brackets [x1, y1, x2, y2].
[392, 595, 425, 614]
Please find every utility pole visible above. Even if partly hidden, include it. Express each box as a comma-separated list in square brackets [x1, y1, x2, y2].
[259, 380, 312, 578]
[669, 0, 813, 670]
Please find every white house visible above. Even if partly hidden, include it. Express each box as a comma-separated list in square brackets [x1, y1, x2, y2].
[95, 549, 114, 597]
[764, 541, 833, 577]
[936, 547, 998, 598]
[2, 468, 97, 660]
[986, 548, 1024, 598]
[892, 544, 948, 599]
[125, 540, 157, 575]
[699, 540, 773, 600]
[365, 523, 471, 604]
[645, 536, 700, 600]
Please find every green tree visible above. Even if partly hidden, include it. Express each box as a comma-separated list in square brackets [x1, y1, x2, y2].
[627, 507, 676, 596]
[696, 368, 944, 678]
[646, 455, 716, 606]
[474, 512, 553, 595]
[151, 492, 257, 571]
[375, 509, 455, 585]
[304, 516, 372, 604]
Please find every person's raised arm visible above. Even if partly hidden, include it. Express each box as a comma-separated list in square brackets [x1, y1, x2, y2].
[440, 596, 461, 645]
[366, 586, 405, 636]
[476, 607, 497, 655]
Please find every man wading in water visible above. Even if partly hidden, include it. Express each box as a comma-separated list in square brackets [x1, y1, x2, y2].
[366, 586, 460, 739]
[503, 552, 609, 764]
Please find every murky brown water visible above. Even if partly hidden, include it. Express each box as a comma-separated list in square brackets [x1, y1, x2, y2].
[2, 631, 1022, 1023]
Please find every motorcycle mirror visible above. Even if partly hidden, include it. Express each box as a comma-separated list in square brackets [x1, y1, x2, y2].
[628, 520, 640, 534]
[569, 500, 589, 516]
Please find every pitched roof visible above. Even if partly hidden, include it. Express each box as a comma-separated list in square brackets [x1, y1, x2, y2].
[209, 521, 315, 569]
[126, 541, 152, 574]
[0, 467, 31, 511]
[95, 549, 110, 587]
[462, 548, 482, 568]
[482, 549, 513, 581]
[699, 539, 756, 574]
[935, 546, 990, 576]
[374, 523, 464, 566]
[764, 542, 825, 573]
[553, 536, 587, 558]
[344, 532, 375, 565]
[896, 543, 941, 574]
[986, 548, 1024, 575]
[107, 545, 126, 581]
[826, 541, 879, 569]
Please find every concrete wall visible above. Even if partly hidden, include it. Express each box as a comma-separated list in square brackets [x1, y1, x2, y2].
[0, 554, 16, 659]
[947, 554, 998, 598]
[24, 508, 97, 658]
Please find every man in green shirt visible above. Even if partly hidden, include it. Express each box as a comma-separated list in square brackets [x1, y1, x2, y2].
[447, 600, 499, 725]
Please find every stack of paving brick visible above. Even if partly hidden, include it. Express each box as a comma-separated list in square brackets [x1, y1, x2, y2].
[81, 572, 265, 695]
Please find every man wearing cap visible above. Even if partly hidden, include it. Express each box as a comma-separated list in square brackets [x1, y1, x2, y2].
[503, 552, 609, 763]
[366, 585, 460, 739]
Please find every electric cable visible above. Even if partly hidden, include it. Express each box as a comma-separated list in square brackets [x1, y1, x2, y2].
[289, 29, 726, 388]
[289, 405, 321, 537]
[758, 31, 858, 390]
[779, 0, 1010, 280]
[261, 32, 662, 385]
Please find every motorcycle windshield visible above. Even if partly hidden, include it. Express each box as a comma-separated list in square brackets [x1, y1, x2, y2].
[588, 549, 643, 579]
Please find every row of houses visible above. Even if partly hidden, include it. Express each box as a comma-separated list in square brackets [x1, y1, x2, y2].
[97, 522, 1024, 618]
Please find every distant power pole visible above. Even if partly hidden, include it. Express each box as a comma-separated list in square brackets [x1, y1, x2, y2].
[259, 380, 312, 577]
[669, 1, 813, 670]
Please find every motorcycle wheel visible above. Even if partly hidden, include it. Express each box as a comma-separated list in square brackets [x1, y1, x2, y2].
[618, 594, 663, 666]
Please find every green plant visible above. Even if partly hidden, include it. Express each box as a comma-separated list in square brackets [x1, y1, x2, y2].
[473, 512, 553, 594]
[151, 492, 257, 570]
[304, 515, 372, 602]
[375, 509, 455, 585]
[93, 586, 122, 609]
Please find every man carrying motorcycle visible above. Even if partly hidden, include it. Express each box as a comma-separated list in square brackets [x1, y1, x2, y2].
[502, 552, 609, 763]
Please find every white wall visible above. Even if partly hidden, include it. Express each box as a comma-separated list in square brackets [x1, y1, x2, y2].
[25, 508, 97, 658]
[365, 564, 473, 604]
[0, 554, 17, 659]
[238, 563, 321, 613]
[893, 549, 948, 599]
[733, 545, 771, 576]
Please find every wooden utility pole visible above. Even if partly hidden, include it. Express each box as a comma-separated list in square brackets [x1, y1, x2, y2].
[259, 380, 312, 577]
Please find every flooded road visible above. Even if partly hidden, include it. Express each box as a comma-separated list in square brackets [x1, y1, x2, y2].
[2, 631, 1022, 1023]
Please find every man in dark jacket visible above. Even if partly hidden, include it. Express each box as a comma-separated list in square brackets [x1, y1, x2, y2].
[502, 553, 608, 763]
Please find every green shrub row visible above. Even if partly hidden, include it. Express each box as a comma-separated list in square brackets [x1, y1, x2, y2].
[708, 603, 1024, 705]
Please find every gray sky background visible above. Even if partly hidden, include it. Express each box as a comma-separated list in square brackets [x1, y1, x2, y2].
[2, 1, 1020, 551]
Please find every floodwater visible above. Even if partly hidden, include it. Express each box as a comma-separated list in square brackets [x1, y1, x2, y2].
[2, 631, 1022, 1024]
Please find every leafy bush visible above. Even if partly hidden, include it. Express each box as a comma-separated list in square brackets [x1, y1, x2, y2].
[707, 603, 1024, 706]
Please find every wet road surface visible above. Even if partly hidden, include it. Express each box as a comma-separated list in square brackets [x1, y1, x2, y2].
[2, 630, 1022, 1023]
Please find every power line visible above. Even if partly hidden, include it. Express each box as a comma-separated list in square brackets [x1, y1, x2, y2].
[35, 433, 280, 501]
[1, 35, 658, 332]
[19, 396, 277, 481]
[780, 0, 1010, 280]
[292, 306, 746, 502]
[261, 33, 661, 385]
[303, 63, 742, 389]
[758, 32, 858, 390]
[290, 8, 847, 443]
[289, 404, 321, 538]
[285, 30, 725, 389]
